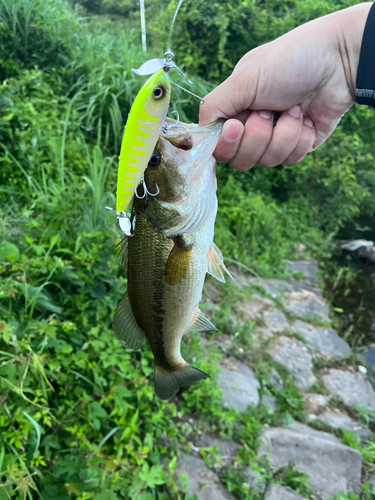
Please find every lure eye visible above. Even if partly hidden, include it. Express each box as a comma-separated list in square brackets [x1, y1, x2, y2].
[148, 151, 161, 168]
[153, 86, 164, 99]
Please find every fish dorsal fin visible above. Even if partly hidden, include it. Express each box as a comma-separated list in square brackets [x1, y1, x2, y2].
[206, 243, 232, 283]
[116, 235, 128, 268]
[112, 291, 145, 351]
[190, 309, 218, 332]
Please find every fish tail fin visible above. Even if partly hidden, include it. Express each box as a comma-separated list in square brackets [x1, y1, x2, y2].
[154, 364, 209, 400]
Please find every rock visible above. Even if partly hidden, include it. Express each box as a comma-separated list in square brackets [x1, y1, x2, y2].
[270, 368, 284, 390]
[292, 320, 351, 358]
[368, 476, 375, 488]
[227, 265, 249, 289]
[284, 290, 330, 321]
[265, 484, 305, 500]
[358, 245, 375, 262]
[285, 260, 319, 285]
[341, 240, 374, 252]
[238, 294, 273, 321]
[363, 348, 375, 383]
[303, 393, 329, 414]
[322, 369, 375, 411]
[263, 310, 289, 331]
[175, 453, 234, 500]
[258, 422, 362, 497]
[289, 277, 323, 298]
[217, 358, 260, 412]
[193, 434, 239, 459]
[317, 410, 371, 442]
[248, 277, 292, 298]
[261, 395, 278, 412]
[242, 466, 264, 491]
[268, 336, 316, 388]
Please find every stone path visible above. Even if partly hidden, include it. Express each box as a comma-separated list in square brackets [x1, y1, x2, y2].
[174, 260, 375, 500]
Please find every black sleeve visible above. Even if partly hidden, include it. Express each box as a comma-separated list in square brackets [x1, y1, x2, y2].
[356, 3, 375, 107]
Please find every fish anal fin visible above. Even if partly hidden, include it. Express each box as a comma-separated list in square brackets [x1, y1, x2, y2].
[206, 243, 232, 283]
[112, 291, 145, 351]
[165, 241, 193, 285]
[190, 309, 218, 332]
[154, 364, 209, 400]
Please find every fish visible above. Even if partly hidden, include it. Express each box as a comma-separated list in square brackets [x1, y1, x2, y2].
[112, 118, 231, 400]
[116, 68, 171, 215]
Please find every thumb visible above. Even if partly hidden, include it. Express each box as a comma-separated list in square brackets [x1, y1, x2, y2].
[199, 64, 258, 126]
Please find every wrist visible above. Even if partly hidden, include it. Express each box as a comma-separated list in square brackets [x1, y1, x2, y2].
[335, 3, 372, 100]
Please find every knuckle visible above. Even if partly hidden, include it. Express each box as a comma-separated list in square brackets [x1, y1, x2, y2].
[231, 157, 254, 171]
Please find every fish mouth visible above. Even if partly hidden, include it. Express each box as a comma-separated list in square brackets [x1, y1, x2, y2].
[162, 119, 223, 153]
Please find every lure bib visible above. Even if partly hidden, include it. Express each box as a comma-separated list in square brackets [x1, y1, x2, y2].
[116, 69, 171, 213]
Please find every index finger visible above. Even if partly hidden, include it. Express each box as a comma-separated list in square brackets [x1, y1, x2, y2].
[199, 67, 257, 126]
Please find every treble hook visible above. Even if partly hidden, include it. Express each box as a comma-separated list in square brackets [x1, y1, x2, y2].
[135, 177, 160, 199]
[162, 110, 189, 134]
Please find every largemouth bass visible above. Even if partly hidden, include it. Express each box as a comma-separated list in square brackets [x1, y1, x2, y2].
[113, 118, 231, 400]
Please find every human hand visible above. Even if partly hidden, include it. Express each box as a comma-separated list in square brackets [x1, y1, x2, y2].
[199, 3, 371, 170]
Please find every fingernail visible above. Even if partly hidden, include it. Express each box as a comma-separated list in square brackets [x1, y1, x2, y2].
[224, 121, 242, 142]
[304, 117, 314, 128]
[259, 110, 272, 120]
[288, 105, 301, 118]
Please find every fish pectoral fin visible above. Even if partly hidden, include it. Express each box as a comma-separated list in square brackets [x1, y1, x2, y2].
[165, 240, 193, 285]
[206, 242, 232, 283]
[112, 291, 145, 351]
[190, 309, 218, 332]
[154, 364, 209, 400]
[116, 235, 128, 269]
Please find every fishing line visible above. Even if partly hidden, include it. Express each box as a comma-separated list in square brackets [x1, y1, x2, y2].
[170, 81, 204, 104]
[168, 0, 185, 50]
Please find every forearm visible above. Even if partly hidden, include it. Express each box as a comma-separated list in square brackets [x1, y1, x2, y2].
[333, 3, 372, 100]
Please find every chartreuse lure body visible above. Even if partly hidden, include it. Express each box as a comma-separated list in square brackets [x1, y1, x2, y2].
[116, 69, 171, 214]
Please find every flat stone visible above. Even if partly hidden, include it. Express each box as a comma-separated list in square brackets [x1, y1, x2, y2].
[317, 410, 371, 442]
[341, 239, 374, 252]
[175, 453, 234, 500]
[288, 421, 341, 443]
[284, 290, 330, 320]
[193, 434, 239, 459]
[242, 466, 264, 491]
[263, 310, 289, 331]
[285, 260, 319, 285]
[268, 336, 316, 388]
[217, 358, 260, 412]
[303, 393, 329, 414]
[265, 484, 305, 500]
[262, 395, 278, 412]
[258, 423, 362, 497]
[289, 277, 323, 298]
[247, 277, 292, 298]
[322, 369, 375, 411]
[292, 320, 350, 358]
[238, 294, 273, 321]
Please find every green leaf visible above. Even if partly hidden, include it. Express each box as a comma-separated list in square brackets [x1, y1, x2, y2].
[0, 241, 19, 262]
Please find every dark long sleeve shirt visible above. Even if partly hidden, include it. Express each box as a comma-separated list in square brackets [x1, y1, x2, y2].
[356, 3, 375, 107]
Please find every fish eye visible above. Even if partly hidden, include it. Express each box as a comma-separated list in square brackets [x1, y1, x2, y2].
[148, 151, 161, 168]
[153, 86, 164, 99]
